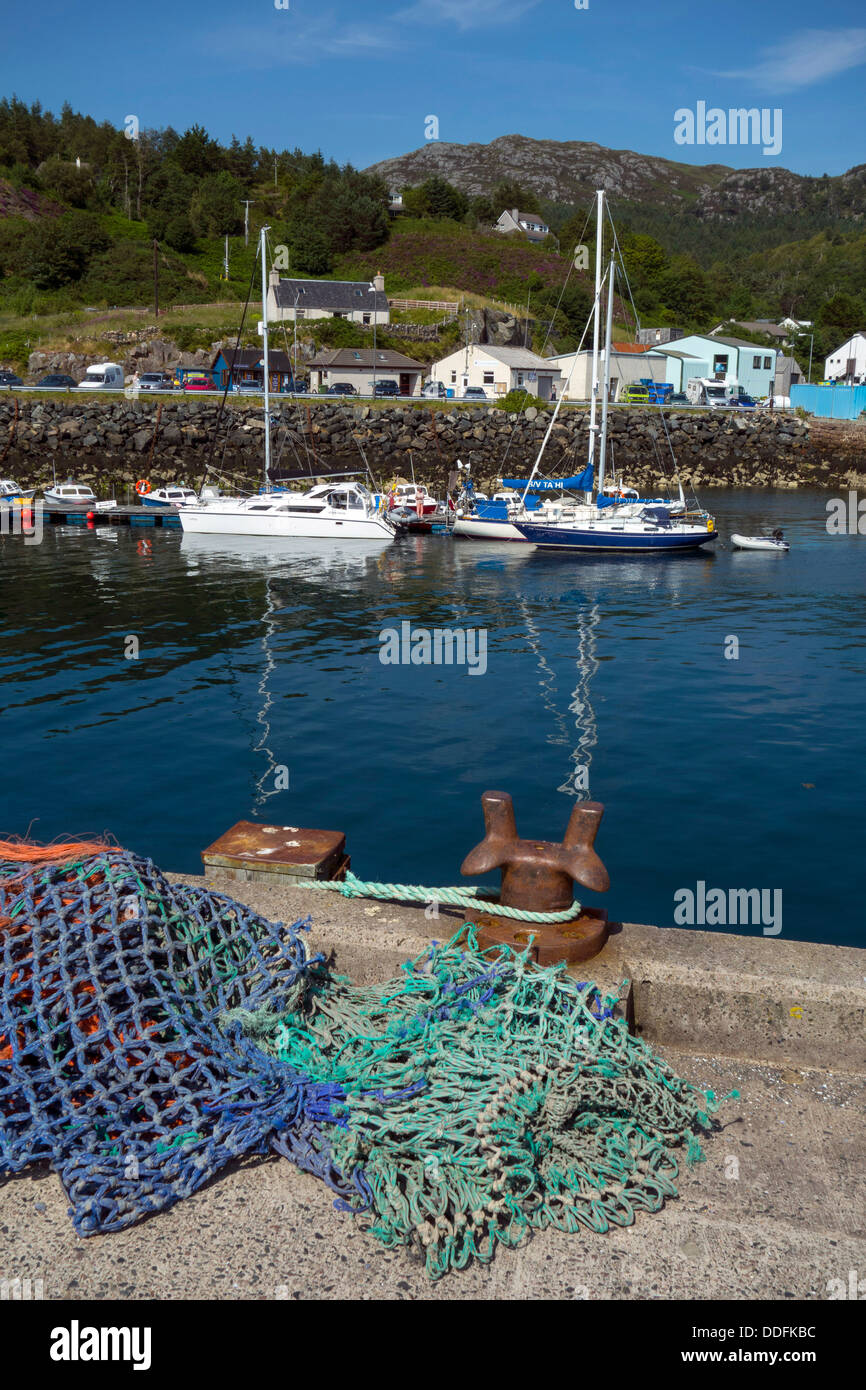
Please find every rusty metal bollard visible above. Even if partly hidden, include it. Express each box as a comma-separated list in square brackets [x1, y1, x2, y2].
[459, 790, 610, 965]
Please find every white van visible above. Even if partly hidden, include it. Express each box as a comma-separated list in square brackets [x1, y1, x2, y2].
[78, 362, 125, 390]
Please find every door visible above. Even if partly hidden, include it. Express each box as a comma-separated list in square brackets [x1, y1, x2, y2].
[399, 373, 411, 396]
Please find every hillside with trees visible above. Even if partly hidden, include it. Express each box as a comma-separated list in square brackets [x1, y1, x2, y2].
[0, 98, 863, 374]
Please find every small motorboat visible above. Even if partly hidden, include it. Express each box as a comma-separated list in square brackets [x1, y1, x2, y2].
[138, 484, 199, 508]
[0, 478, 36, 504]
[730, 529, 789, 552]
[44, 480, 117, 511]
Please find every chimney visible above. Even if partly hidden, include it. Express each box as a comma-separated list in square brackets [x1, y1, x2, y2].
[268, 267, 280, 290]
[512, 208, 519, 221]
[372, 272, 385, 293]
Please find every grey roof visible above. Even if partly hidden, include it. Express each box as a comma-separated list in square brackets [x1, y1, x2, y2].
[307, 348, 424, 370]
[469, 345, 561, 370]
[647, 348, 703, 360]
[724, 321, 787, 337]
[272, 278, 389, 314]
[214, 348, 261, 369]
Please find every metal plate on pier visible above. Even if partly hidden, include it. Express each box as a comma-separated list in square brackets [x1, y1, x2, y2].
[201, 819, 347, 883]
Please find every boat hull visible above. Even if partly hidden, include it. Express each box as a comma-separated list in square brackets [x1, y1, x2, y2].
[452, 516, 528, 542]
[178, 507, 394, 542]
[730, 534, 789, 551]
[515, 521, 718, 552]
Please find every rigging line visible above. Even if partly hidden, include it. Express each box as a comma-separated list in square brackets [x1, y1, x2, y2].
[497, 199, 595, 475]
[198, 238, 261, 495]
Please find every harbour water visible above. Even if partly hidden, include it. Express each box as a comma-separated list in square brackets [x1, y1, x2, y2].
[1, 487, 863, 946]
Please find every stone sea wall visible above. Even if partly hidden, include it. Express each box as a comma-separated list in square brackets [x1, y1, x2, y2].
[1, 395, 863, 497]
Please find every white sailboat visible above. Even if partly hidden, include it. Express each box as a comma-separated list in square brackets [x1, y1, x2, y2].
[514, 191, 717, 554]
[179, 228, 395, 547]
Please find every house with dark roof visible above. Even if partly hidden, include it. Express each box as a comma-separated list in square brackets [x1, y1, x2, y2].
[493, 208, 550, 243]
[211, 347, 299, 393]
[267, 271, 390, 325]
[306, 348, 425, 396]
[431, 345, 562, 400]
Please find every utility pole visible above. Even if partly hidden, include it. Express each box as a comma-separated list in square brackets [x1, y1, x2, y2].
[223, 235, 229, 282]
[274, 154, 278, 188]
[242, 200, 255, 248]
[153, 239, 159, 317]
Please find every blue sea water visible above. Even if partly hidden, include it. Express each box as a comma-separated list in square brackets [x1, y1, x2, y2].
[1, 488, 864, 947]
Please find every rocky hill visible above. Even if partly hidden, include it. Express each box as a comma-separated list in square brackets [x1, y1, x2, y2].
[365, 134, 866, 224]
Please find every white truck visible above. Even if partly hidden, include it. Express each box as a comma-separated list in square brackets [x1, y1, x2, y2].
[686, 376, 730, 408]
[78, 362, 125, 390]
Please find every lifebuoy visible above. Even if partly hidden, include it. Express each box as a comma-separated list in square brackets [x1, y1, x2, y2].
[135, 479, 151, 496]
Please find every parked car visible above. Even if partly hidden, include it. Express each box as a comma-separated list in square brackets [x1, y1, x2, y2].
[0, 371, 24, 387]
[668, 392, 688, 405]
[183, 374, 214, 392]
[422, 380, 447, 398]
[619, 384, 650, 404]
[327, 382, 357, 395]
[35, 373, 77, 388]
[137, 372, 174, 392]
[285, 379, 308, 393]
[730, 393, 757, 409]
[373, 380, 399, 397]
[462, 386, 488, 400]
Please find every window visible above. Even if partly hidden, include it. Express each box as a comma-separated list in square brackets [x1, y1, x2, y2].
[763, 356, 772, 370]
[483, 371, 494, 385]
[712, 355, 728, 374]
[450, 370, 457, 383]
[296, 309, 305, 319]
[752, 355, 761, 369]
[517, 372, 524, 386]
[362, 314, 371, 325]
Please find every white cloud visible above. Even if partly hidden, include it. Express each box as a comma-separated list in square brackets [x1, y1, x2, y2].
[716, 28, 866, 91]
[396, 0, 542, 32]
[201, 13, 404, 67]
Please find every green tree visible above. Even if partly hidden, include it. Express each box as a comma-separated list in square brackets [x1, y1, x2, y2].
[21, 210, 109, 288]
[165, 214, 196, 252]
[190, 171, 243, 236]
[491, 180, 540, 215]
[287, 226, 332, 275]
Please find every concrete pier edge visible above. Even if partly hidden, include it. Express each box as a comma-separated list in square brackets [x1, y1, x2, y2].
[181, 873, 866, 1074]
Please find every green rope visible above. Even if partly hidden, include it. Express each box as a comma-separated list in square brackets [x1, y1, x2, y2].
[296, 870, 580, 922]
[222, 927, 736, 1280]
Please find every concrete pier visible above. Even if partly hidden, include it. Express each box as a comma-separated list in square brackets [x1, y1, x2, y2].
[2, 879, 864, 1301]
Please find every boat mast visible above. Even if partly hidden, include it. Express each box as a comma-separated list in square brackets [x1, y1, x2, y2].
[597, 249, 616, 502]
[586, 188, 604, 499]
[260, 225, 271, 491]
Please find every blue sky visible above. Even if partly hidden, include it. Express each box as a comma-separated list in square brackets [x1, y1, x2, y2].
[2, 0, 865, 177]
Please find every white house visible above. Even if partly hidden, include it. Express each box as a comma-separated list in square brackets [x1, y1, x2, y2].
[267, 271, 390, 326]
[824, 332, 866, 384]
[306, 348, 425, 397]
[493, 208, 550, 243]
[546, 347, 670, 401]
[430, 345, 562, 401]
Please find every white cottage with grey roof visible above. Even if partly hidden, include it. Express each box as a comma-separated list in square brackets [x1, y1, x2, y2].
[267, 271, 390, 325]
[429, 345, 562, 401]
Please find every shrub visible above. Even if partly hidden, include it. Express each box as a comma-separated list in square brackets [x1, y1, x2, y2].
[496, 389, 549, 412]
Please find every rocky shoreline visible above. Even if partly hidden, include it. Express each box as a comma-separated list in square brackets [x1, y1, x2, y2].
[1, 395, 863, 497]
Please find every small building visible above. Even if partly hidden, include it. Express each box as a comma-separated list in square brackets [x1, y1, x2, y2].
[306, 348, 425, 397]
[778, 316, 812, 334]
[666, 334, 777, 398]
[267, 272, 390, 326]
[493, 208, 550, 243]
[711, 320, 787, 342]
[211, 348, 262, 393]
[388, 191, 404, 213]
[824, 332, 866, 385]
[211, 348, 298, 393]
[546, 347, 670, 401]
[774, 354, 804, 398]
[636, 326, 684, 346]
[429, 345, 562, 401]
